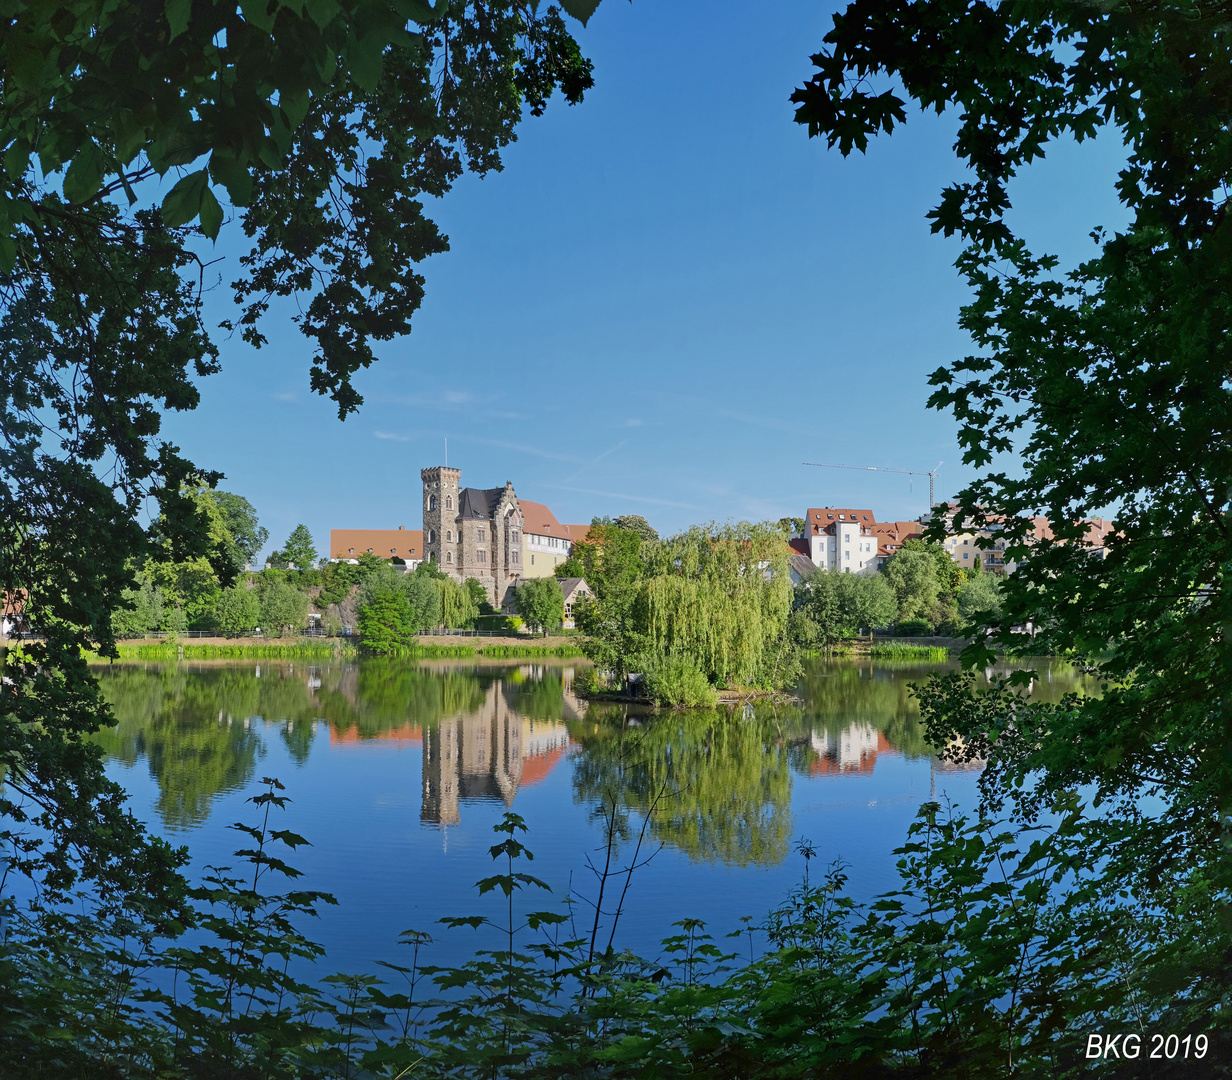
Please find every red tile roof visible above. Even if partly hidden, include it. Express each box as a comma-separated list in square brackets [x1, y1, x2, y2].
[330, 528, 424, 560]
[519, 499, 590, 543]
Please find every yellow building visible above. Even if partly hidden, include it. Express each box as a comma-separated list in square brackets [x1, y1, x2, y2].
[518, 500, 589, 578]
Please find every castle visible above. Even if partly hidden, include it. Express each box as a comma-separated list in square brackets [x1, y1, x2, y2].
[421, 466, 525, 609]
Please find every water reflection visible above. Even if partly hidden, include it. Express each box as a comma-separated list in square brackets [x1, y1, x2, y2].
[92, 656, 1098, 854]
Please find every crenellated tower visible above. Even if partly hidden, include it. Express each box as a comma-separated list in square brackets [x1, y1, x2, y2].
[421, 466, 461, 568]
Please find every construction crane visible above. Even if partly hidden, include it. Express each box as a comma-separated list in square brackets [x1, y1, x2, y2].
[803, 461, 944, 508]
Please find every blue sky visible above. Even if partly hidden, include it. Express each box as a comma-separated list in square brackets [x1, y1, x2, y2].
[161, 1, 1130, 562]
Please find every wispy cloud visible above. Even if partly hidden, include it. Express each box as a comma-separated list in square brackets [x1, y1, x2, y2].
[467, 437, 583, 464]
[272, 391, 298, 402]
[374, 430, 412, 442]
[542, 484, 704, 511]
[618, 418, 645, 428]
[562, 439, 629, 484]
[443, 390, 474, 405]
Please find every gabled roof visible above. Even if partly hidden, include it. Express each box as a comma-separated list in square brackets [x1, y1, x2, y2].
[558, 577, 591, 601]
[458, 487, 505, 521]
[805, 507, 876, 525]
[519, 499, 589, 542]
[330, 528, 424, 560]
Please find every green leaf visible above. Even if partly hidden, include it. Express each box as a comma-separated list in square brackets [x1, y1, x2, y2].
[347, 32, 386, 92]
[559, 0, 603, 25]
[0, 230, 16, 274]
[304, 0, 341, 27]
[161, 169, 209, 227]
[4, 142, 29, 181]
[166, 0, 191, 40]
[63, 141, 106, 204]
[199, 184, 223, 239]
[209, 152, 254, 207]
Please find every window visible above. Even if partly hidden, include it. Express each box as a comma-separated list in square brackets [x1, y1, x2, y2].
[963, 553, 969, 560]
[348, 547, 354, 555]
[478, 527, 485, 542]
[367, 548, 373, 553]
[429, 530, 435, 543]
[429, 495, 437, 510]
[512, 550, 518, 563]
[844, 550, 850, 560]
[512, 531, 518, 543]
[446, 530, 452, 541]
[963, 539, 969, 545]
[446, 552, 453, 564]
[478, 550, 486, 564]
[530, 554, 535, 566]
[446, 495, 452, 509]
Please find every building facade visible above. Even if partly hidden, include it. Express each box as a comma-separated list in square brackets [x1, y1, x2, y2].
[804, 507, 879, 573]
[518, 499, 589, 578]
[330, 527, 424, 567]
[421, 466, 525, 608]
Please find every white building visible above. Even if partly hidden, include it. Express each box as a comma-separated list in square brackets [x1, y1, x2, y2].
[804, 507, 879, 573]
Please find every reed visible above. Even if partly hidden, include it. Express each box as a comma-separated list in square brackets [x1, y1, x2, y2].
[869, 643, 951, 661]
[479, 643, 587, 658]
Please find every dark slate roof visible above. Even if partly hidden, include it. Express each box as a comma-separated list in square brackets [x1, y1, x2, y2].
[458, 487, 503, 521]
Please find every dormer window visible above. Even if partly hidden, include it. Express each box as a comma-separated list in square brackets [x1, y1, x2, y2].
[348, 547, 354, 555]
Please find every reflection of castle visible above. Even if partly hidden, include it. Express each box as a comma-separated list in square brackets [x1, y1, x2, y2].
[421, 679, 574, 825]
[809, 724, 896, 775]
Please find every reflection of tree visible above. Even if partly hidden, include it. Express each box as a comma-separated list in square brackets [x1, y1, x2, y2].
[94, 665, 269, 830]
[793, 658, 1100, 763]
[569, 704, 806, 867]
[316, 662, 493, 739]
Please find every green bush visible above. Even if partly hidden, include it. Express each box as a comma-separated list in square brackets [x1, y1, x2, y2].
[357, 590, 412, 654]
[895, 618, 933, 637]
[642, 655, 719, 707]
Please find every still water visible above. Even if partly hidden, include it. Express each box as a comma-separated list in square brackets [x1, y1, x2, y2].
[92, 657, 1096, 974]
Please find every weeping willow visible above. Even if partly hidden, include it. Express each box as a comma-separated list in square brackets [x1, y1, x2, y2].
[636, 522, 797, 691]
[437, 576, 479, 629]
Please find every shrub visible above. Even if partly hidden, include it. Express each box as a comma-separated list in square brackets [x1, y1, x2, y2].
[642, 655, 719, 708]
[895, 618, 932, 637]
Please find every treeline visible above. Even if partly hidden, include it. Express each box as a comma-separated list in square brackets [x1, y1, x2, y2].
[109, 488, 572, 645]
[789, 538, 1004, 651]
[559, 520, 1003, 703]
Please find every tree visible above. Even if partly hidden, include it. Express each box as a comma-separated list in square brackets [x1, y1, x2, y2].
[357, 590, 413, 655]
[206, 492, 269, 573]
[280, 525, 318, 571]
[956, 572, 1002, 626]
[798, 0, 1232, 1041]
[258, 581, 309, 637]
[213, 585, 261, 638]
[790, 569, 897, 651]
[776, 516, 806, 538]
[612, 514, 659, 543]
[517, 577, 565, 636]
[0, 0, 602, 913]
[881, 548, 939, 625]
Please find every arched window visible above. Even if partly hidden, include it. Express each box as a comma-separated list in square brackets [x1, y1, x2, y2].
[429, 529, 435, 543]
[446, 495, 453, 509]
[446, 530, 452, 541]
[429, 495, 437, 510]
[446, 552, 453, 564]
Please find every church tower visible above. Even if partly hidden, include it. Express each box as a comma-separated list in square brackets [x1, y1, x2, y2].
[421, 466, 461, 568]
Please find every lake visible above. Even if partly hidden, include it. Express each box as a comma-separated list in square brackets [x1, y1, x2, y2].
[91, 656, 1096, 975]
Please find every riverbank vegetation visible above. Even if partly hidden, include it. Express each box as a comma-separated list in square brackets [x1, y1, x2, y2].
[562, 519, 799, 705]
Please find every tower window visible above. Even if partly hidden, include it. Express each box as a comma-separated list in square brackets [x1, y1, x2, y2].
[446, 552, 453, 564]
[446, 530, 452, 541]
[478, 550, 486, 564]
[429, 495, 437, 510]
[446, 495, 452, 509]
[478, 527, 485, 542]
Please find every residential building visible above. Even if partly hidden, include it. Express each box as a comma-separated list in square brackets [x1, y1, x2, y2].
[329, 526, 424, 567]
[422, 466, 524, 609]
[518, 500, 589, 577]
[558, 577, 593, 629]
[804, 507, 879, 573]
[872, 520, 923, 569]
[786, 538, 816, 584]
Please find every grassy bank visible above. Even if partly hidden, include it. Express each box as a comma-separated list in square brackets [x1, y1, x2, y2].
[868, 642, 952, 661]
[90, 640, 358, 661]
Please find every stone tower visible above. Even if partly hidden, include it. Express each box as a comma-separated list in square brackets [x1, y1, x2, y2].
[421, 466, 461, 568]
